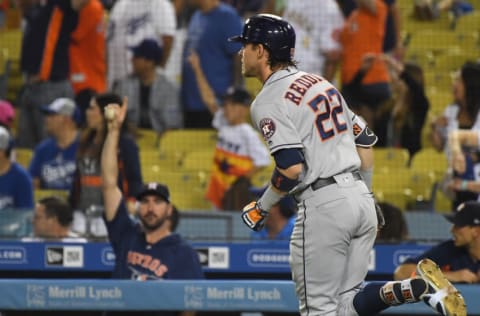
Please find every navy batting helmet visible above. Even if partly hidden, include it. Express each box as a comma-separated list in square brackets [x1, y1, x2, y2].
[228, 14, 295, 62]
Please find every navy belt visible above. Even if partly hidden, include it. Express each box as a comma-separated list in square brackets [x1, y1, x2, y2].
[311, 171, 363, 191]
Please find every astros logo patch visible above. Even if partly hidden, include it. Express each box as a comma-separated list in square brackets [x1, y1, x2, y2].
[353, 123, 362, 136]
[259, 118, 276, 140]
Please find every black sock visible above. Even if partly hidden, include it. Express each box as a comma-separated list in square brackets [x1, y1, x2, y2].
[353, 279, 427, 316]
[353, 282, 388, 316]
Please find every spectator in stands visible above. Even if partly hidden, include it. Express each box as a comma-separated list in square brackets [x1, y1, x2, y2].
[16, 0, 75, 148]
[101, 99, 203, 316]
[414, 0, 473, 21]
[383, 55, 429, 158]
[431, 61, 480, 210]
[375, 201, 408, 242]
[0, 125, 34, 210]
[339, 53, 391, 146]
[339, 0, 391, 133]
[188, 51, 270, 210]
[113, 39, 182, 136]
[261, 0, 286, 16]
[181, 0, 243, 128]
[107, 0, 176, 88]
[222, 0, 266, 18]
[394, 200, 480, 283]
[0, 100, 15, 130]
[70, 0, 106, 125]
[446, 128, 480, 198]
[337, 0, 404, 60]
[69, 92, 142, 237]
[26, 196, 86, 241]
[282, 0, 344, 81]
[29, 98, 79, 190]
[250, 193, 296, 240]
[0, 0, 7, 28]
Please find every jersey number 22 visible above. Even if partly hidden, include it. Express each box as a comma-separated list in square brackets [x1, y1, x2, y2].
[307, 88, 347, 141]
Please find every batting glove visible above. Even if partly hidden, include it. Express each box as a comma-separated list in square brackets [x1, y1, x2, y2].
[241, 201, 268, 231]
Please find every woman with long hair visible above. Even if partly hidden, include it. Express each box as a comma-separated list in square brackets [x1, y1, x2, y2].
[69, 92, 142, 236]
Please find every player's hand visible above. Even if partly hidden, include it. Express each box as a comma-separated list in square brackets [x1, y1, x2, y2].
[241, 201, 268, 231]
[104, 97, 128, 131]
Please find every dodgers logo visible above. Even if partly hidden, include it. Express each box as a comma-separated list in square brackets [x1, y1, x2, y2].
[259, 118, 276, 140]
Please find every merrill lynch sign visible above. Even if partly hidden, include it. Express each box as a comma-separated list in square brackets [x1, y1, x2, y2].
[27, 285, 124, 308]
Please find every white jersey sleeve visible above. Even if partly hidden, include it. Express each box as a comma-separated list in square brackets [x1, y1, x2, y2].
[152, 0, 176, 37]
[242, 125, 272, 168]
[251, 102, 303, 154]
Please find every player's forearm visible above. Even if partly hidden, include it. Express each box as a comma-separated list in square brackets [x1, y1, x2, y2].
[357, 146, 374, 170]
[278, 163, 303, 182]
[258, 164, 302, 212]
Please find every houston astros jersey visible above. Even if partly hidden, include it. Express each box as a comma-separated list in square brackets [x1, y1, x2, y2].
[251, 67, 361, 187]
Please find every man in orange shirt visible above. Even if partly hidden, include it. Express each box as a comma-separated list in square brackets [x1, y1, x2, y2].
[70, 0, 106, 125]
[17, 0, 76, 148]
[340, 0, 391, 133]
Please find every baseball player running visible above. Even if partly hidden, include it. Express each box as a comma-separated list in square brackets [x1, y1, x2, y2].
[231, 14, 466, 316]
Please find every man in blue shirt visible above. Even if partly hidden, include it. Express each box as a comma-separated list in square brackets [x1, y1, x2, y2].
[101, 98, 203, 316]
[181, 0, 243, 128]
[29, 98, 79, 190]
[0, 126, 34, 210]
[394, 201, 480, 283]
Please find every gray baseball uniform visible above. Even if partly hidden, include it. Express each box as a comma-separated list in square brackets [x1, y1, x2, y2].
[251, 67, 378, 315]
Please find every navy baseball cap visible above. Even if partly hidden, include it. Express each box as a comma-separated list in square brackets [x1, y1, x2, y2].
[223, 87, 251, 106]
[445, 201, 480, 227]
[136, 182, 170, 203]
[130, 39, 163, 62]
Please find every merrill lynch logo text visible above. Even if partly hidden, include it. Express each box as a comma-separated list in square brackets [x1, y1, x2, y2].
[207, 287, 281, 302]
[48, 286, 122, 300]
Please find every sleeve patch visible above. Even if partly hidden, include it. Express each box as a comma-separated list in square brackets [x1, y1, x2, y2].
[259, 118, 276, 140]
[353, 123, 362, 137]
